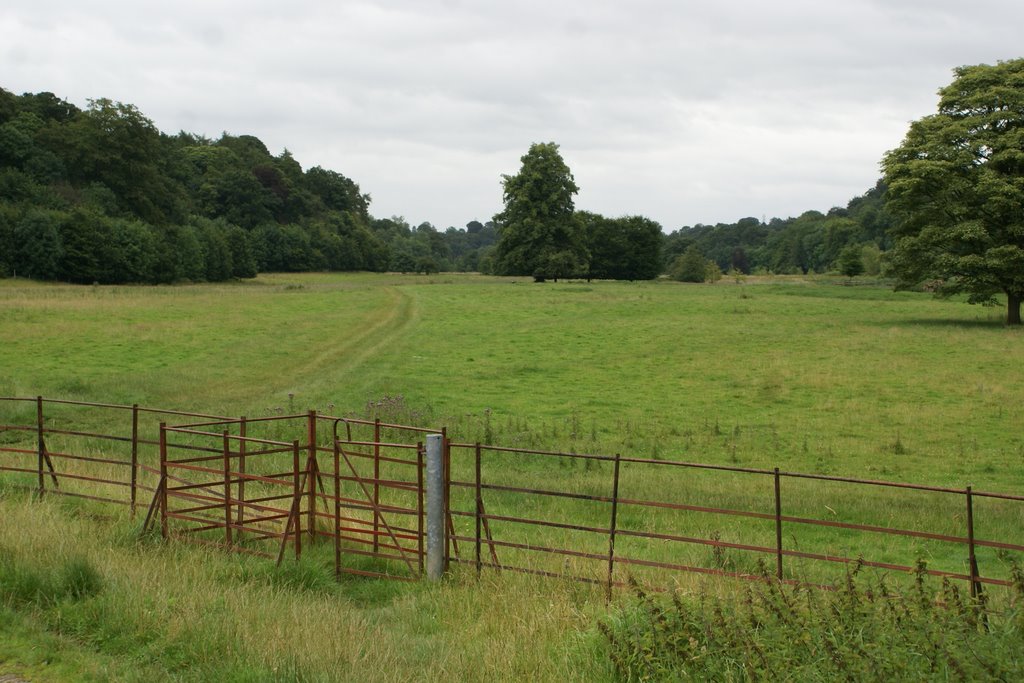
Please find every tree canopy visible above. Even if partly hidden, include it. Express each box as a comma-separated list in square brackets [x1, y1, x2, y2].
[492, 142, 587, 280]
[581, 212, 663, 281]
[882, 58, 1024, 325]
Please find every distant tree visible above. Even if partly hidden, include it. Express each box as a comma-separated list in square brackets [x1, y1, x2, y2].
[172, 225, 207, 281]
[19, 91, 79, 124]
[305, 166, 368, 216]
[670, 245, 710, 283]
[493, 142, 587, 281]
[882, 58, 1024, 325]
[583, 212, 663, 280]
[226, 225, 257, 278]
[860, 243, 882, 276]
[64, 99, 183, 224]
[846, 180, 894, 248]
[415, 255, 439, 274]
[14, 209, 64, 279]
[730, 247, 750, 274]
[618, 215, 664, 280]
[390, 250, 417, 274]
[534, 248, 584, 281]
[837, 243, 865, 279]
[0, 88, 18, 125]
[104, 217, 158, 283]
[0, 203, 15, 276]
[58, 207, 104, 283]
[580, 211, 622, 280]
[194, 217, 234, 281]
[818, 218, 861, 269]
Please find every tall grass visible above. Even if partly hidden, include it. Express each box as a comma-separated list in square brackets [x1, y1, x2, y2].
[0, 492, 614, 681]
[599, 561, 1024, 681]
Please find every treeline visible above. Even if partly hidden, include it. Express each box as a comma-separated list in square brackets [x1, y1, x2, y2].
[1, 88, 893, 284]
[0, 89, 497, 283]
[663, 181, 893, 279]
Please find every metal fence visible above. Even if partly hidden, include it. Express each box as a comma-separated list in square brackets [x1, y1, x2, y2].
[445, 443, 1024, 598]
[2, 396, 1023, 595]
[146, 412, 438, 580]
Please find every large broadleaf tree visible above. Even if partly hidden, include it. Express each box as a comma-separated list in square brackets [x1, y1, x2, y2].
[883, 58, 1024, 325]
[493, 142, 588, 281]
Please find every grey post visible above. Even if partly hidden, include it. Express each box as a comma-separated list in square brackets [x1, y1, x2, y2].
[426, 433, 445, 580]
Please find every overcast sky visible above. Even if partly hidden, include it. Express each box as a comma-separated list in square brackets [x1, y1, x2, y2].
[3, 1, 1022, 231]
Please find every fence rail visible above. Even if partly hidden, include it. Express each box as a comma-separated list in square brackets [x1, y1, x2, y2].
[1, 396, 1022, 595]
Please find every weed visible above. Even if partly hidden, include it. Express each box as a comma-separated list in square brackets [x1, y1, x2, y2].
[599, 562, 1024, 681]
[891, 430, 909, 455]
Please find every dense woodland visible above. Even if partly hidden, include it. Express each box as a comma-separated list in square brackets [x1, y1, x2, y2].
[0, 88, 892, 284]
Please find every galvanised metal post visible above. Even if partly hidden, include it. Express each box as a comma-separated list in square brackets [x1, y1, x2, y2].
[426, 433, 445, 580]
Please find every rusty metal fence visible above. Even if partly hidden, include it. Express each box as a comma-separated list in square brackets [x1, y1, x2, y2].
[144, 412, 438, 580]
[0, 396, 230, 514]
[444, 443, 1024, 598]
[2, 396, 1023, 595]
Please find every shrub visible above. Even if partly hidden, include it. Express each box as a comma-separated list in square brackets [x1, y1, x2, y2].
[598, 561, 1024, 681]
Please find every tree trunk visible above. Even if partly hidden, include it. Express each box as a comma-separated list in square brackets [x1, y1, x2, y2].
[1008, 292, 1022, 326]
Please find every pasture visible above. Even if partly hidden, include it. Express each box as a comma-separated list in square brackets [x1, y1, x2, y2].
[1, 272, 1022, 681]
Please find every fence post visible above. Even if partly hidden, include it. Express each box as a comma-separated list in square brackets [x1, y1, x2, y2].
[443, 427, 451, 568]
[426, 433, 445, 580]
[293, 440, 302, 560]
[223, 431, 232, 547]
[417, 442, 425, 576]
[307, 410, 317, 541]
[607, 453, 622, 602]
[130, 404, 139, 516]
[966, 486, 981, 598]
[236, 416, 247, 538]
[333, 437, 341, 579]
[36, 396, 46, 497]
[373, 418, 381, 554]
[159, 422, 168, 539]
[475, 442, 482, 578]
[774, 468, 784, 581]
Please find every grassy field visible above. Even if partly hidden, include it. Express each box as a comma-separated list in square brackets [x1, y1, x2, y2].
[1, 272, 1022, 681]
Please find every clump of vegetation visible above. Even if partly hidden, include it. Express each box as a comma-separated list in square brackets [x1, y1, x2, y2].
[598, 560, 1024, 681]
[0, 550, 103, 606]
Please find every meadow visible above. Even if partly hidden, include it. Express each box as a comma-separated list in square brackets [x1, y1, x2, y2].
[1, 272, 1022, 681]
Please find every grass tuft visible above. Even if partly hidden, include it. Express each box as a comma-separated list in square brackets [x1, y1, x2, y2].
[0, 550, 103, 607]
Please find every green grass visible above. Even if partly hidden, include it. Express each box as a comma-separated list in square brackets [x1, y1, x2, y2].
[3, 273, 1019, 486]
[600, 564, 1024, 681]
[1, 272, 1022, 680]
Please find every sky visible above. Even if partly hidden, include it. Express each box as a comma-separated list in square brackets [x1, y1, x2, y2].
[3, 1, 1022, 231]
